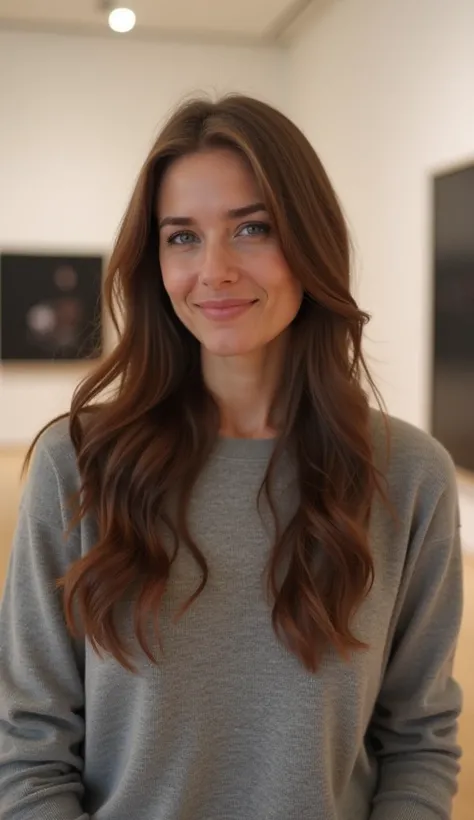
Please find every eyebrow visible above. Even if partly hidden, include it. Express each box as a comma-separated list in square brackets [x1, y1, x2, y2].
[158, 202, 267, 230]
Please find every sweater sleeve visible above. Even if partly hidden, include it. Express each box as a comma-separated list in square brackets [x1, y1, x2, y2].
[368, 455, 463, 820]
[0, 436, 89, 820]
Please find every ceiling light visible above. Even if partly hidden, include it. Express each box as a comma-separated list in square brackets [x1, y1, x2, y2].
[108, 7, 136, 33]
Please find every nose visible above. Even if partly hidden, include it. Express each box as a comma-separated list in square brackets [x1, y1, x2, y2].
[199, 239, 239, 288]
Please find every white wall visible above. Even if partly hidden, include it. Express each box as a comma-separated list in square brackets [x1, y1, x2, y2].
[0, 30, 286, 444]
[287, 0, 474, 549]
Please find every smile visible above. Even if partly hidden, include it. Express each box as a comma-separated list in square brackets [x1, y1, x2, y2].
[196, 299, 258, 321]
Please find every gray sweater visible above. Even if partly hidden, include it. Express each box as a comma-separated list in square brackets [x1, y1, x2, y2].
[0, 413, 463, 820]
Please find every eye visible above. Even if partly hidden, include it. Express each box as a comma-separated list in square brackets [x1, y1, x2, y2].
[167, 230, 198, 246]
[237, 222, 271, 238]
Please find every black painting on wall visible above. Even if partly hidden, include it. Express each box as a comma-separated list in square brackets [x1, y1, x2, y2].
[0, 253, 103, 362]
[432, 164, 474, 474]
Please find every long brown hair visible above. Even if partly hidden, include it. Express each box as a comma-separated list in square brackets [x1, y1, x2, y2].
[28, 94, 384, 673]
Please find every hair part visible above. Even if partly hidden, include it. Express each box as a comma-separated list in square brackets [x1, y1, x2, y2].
[26, 93, 387, 673]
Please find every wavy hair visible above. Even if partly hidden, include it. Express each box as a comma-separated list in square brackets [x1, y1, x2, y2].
[27, 94, 385, 673]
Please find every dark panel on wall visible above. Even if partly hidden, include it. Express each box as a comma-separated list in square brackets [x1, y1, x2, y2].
[0, 253, 103, 362]
[432, 164, 474, 473]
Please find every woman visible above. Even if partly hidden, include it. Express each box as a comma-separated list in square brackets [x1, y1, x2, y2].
[0, 95, 463, 820]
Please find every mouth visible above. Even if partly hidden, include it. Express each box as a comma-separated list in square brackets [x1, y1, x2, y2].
[195, 299, 258, 321]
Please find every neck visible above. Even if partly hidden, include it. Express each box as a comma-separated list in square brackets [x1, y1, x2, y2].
[201, 336, 286, 439]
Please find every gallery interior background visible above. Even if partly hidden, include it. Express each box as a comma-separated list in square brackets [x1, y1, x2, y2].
[0, 0, 473, 548]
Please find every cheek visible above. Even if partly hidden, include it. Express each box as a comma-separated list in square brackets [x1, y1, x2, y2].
[270, 270, 303, 324]
[258, 258, 302, 307]
[282, 283, 303, 323]
[161, 262, 193, 309]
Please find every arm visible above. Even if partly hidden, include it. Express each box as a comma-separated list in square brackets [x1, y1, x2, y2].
[0, 435, 89, 819]
[369, 455, 463, 820]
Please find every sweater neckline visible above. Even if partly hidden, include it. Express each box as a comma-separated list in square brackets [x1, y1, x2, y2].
[213, 435, 276, 461]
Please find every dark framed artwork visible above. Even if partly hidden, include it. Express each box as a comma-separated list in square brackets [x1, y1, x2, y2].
[431, 163, 474, 474]
[0, 252, 103, 362]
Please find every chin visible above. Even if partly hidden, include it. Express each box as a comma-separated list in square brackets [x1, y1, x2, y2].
[201, 335, 256, 358]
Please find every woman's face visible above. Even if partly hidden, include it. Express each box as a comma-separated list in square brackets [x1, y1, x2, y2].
[158, 148, 302, 358]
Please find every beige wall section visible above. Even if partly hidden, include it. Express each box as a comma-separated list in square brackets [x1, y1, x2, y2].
[0, 450, 24, 588]
[0, 449, 473, 818]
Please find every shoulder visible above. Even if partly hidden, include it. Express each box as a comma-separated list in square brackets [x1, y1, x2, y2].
[370, 408, 459, 539]
[33, 415, 78, 476]
[371, 408, 456, 489]
[22, 416, 80, 528]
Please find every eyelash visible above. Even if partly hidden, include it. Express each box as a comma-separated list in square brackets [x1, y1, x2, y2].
[166, 221, 271, 245]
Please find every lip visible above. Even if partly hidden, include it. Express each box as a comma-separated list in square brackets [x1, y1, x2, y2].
[196, 299, 257, 320]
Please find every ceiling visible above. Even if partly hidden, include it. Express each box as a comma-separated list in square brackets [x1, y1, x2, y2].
[0, 0, 325, 44]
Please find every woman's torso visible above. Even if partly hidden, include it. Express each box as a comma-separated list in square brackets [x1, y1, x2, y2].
[68, 418, 419, 820]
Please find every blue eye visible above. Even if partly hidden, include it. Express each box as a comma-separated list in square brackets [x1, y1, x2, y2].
[167, 231, 197, 245]
[238, 222, 271, 237]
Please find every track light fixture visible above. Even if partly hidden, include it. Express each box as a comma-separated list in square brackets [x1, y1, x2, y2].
[98, 1, 136, 33]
